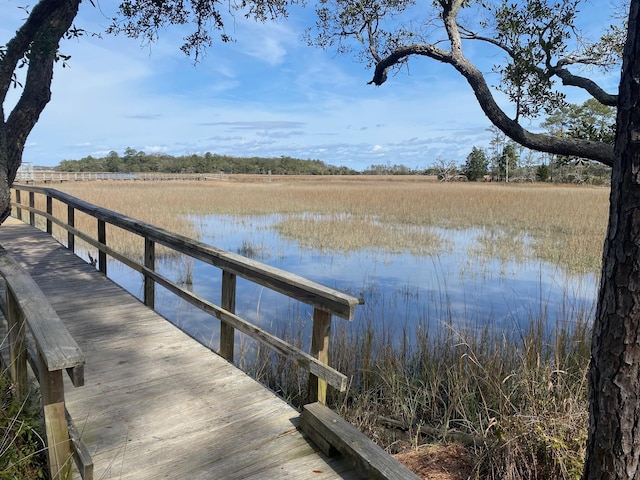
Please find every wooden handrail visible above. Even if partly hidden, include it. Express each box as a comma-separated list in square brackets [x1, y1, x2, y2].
[0, 247, 91, 480]
[11, 185, 364, 403]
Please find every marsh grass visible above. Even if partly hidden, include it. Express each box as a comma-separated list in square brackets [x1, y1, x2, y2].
[245, 309, 590, 480]
[0, 337, 48, 479]
[237, 240, 271, 260]
[47, 177, 608, 273]
[275, 213, 446, 254]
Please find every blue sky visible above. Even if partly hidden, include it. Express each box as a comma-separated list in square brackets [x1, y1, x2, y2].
[2, 0, 621, 171]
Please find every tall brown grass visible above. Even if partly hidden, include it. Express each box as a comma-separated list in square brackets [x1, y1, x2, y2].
[47, 176, 608, 273]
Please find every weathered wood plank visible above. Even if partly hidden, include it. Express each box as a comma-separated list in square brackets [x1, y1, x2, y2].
[220, 270, 236, 361]
[66, 408, 94, 480]
[309, 307, 332, 404]
[6, 289, 28, 401]
[302, 402, 421, 480]
[44, 401, 72, 480]
[0, 248, 84, 376]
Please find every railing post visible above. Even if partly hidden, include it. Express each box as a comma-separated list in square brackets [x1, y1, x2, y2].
[67, 205, 75, 252]
[46, 195, 53, 234]
[144, 238, 155, 308]
[97, 219, 107, 275]
[15, 189, 22, 220]
[309, 308, 331, 405]
[29, 192, 35, 226]
[220, 271, 236, 361]
[39, 354, 72, 480]
[6, 289, 27, 402]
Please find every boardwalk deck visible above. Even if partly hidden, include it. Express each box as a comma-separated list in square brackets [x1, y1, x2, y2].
[0, 218, 365, 480]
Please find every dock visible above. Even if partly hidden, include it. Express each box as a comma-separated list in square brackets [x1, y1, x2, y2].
[0, 217, 365, 479]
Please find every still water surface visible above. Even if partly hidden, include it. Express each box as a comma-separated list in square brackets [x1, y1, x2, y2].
[104, 214, 597, 350]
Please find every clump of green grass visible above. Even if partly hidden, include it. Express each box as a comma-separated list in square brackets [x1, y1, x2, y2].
[0, 367, 47, 479]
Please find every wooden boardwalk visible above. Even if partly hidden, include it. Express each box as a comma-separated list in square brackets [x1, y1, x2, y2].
[0, 218, 365, 479]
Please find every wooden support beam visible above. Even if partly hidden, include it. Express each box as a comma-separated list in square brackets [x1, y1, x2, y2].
[15, 189, 21, 221]
[40, 355, 72, 480]
[97, 219, 107, 275]
[66, 409, 94, 480]
[301, 402, 420, 480]
[29, 191, 35, 226]
[46, 195, 53, 234]
[67, 206, 75, 252]
[144, 239, 155, 308]
[220, 270, 236, 362]
[309, 308, 331, 404]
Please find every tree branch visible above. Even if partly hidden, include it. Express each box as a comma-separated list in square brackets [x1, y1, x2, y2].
[551, 65, 618, 106]
[460, 31, 619, 107]
[452, 54, 614, 165]
[5, 0, 81, 182]
[369, 43, 615, 165]
[401, 2, 616, 158]
[0, 0, 70, 106]
[368, 43, 451, 85]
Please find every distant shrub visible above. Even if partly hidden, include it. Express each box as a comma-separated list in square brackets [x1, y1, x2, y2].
[536, 164, 550, 182]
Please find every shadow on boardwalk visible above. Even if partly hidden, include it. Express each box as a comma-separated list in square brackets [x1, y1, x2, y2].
[0, 218, 364, 479]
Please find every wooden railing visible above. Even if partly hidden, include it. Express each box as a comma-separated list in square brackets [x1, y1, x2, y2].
[11, 184, 363, 404]
[15, 171, 223, 183]
[0, 248, 92, 480]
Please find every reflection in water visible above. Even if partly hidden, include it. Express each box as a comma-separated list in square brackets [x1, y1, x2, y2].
[104, 214, 597, 351]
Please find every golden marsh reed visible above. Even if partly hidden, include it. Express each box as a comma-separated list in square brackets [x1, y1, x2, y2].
[44, 175, 608, 273]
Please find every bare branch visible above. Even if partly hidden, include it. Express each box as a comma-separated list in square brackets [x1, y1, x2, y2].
[551, 65, 618, 106]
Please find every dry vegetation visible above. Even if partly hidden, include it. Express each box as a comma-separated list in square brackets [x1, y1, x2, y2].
[43, 175, 608, 273]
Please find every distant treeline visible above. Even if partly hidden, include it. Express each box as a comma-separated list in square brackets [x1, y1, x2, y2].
[56, 149, 360, 175]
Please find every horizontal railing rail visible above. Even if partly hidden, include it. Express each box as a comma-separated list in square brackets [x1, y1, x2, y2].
[0, 247, 92, 480]
[11, 184, 363, 404]
[15, 171, 224, 183]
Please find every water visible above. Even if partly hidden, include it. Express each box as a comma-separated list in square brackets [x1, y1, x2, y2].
[103, 214, 598, 351]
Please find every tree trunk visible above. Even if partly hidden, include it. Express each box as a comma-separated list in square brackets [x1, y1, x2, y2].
[0, 0, 81, 224]
[583, 0, 640, 478]
[0, 120, 9, 223]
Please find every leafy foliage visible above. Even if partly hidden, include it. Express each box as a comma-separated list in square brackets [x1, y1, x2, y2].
[497, 143, 519, 180]
[536, 163, 550, 182]
[543, 99, 616, 145]
[109, 0, 291, 59]
[57, 149, 358, 175]
[307, 0, 621, 165]
[486, 0, 580, 118]
[463, 146, 489, 181]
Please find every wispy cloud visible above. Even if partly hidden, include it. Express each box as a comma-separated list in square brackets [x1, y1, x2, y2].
[202, 121, 307, 130]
